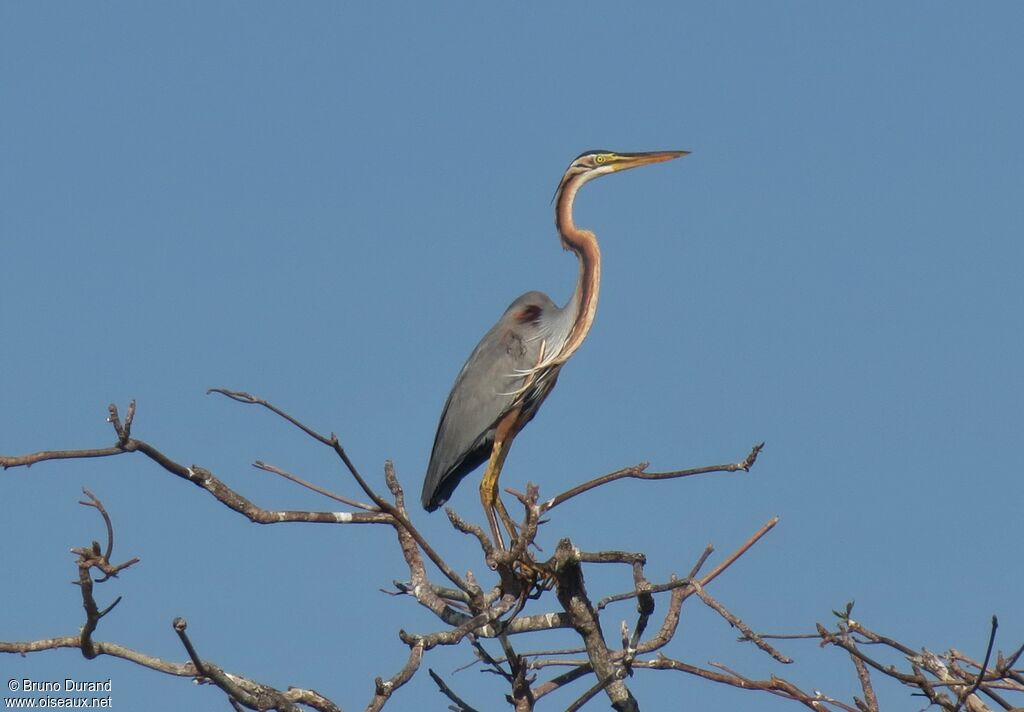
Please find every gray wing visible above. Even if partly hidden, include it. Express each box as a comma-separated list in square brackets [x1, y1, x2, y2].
[421, 291, 559, 511]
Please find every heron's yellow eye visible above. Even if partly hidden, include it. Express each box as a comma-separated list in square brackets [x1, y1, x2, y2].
[595, 154, 607, 164]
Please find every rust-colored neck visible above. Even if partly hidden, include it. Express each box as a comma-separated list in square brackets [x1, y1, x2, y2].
[554, 173, 601, 364]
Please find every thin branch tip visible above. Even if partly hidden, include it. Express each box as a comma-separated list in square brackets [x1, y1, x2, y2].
[741, 442, 765, 471]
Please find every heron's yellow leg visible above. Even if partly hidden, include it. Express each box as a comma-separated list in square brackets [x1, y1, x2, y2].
[480, 408, 524, 550]
[479, 444, 507, 550]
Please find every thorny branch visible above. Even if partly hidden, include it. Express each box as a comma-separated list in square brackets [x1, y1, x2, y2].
[3, 396, 1021, 711]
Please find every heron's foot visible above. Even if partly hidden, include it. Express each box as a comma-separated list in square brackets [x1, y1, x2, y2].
[512, 556, 555, 595]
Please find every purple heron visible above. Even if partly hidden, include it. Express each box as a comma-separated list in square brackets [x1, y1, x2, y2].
[422, 150, 688, 548]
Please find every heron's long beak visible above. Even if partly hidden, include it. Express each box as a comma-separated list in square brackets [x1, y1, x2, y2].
[610, 150, 690, 172]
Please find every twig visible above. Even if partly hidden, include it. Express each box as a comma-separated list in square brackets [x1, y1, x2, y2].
[210, 389, 474, 595]
[2, 446, 127, 468]
[77, 488, 116, 569]
[694, 516, 778, 589]
[531, 664, 594, 701]
[643, 655, 840, 711]
[367, 641, 425, 712]
[542, 442, 763, 512]
[428, 669, 481, 712]
[67, 491, 141, 659]
[958, 616, 998, 709]
[172, 617, 340, 712]
[446, 506, 494, 558]
[471, 637, 515, 683]
[208, 388, 334, 446]
[253, 459, 374, 510]
[3, 403, 394, 526]
[691, 581, 792, 663]
[208, 388, 384, 505]
[565, 673, 618, 712]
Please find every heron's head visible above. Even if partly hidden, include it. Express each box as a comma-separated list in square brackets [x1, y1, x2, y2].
[554, 149, 689, 206]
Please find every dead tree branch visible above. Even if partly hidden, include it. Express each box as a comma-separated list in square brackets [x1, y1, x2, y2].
[5, 395, 1020, 710]
[541, 442, 764, 512]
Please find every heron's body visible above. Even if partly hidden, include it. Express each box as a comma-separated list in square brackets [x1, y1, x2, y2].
[423, 291, 567, 511]
[421, 150, 687, 546]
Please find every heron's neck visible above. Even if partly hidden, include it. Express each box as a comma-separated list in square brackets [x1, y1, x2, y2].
[555, 177, 601, 364]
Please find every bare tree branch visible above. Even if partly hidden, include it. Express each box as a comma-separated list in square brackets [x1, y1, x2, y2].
[691, 581, 792, 663]
[254, 459, 375, 510]
[6, 396, 1021, 711]
[3, 491, 342, 711]
[541, 442, 764, 512]
[428, 668, 481, 712]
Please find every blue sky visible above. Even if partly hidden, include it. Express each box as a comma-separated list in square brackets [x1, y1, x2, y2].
[2, 3, 1022, 710]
